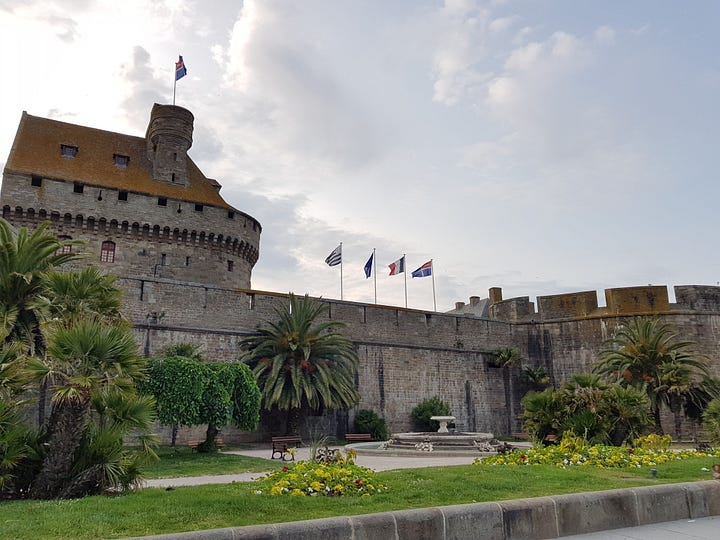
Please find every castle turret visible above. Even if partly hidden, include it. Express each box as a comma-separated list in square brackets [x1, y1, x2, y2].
[145, 104, 194, 186]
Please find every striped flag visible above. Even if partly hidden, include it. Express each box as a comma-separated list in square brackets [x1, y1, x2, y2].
[325, 244, 342, 267]
[175, 55, 187, 81]
[412, 260, 432, 278]
[388, 256, 405, 275]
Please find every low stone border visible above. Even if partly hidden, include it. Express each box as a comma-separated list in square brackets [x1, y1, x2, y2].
[125, 480, 720, 540]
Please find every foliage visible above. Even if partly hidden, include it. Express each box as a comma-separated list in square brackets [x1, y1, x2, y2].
[353, 409, 388, 441]
[161, 343, 204, 360]
[143, 356, 206, 434]
[520, 375, 651, 446]
[479, 431, 719, 468]
[241, 294, 359, 435]
[523, 366, 551, 390]
[594, 317, 711, 434]
[411, 396, 450, 432]
[143, 357, 260, 451]
[633, 433, 672, 451]
[256, 452, 387, 497]
[488, 347, 520, 368]
[703, 398, 720, 446]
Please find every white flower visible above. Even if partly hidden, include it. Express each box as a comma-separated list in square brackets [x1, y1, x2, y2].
[254, 490, 262, 495]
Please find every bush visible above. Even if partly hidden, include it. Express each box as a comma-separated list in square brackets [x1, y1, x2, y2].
[411, 397, 450, 432]
[703, 398, 720, 445]
[353, 410, 388, 441]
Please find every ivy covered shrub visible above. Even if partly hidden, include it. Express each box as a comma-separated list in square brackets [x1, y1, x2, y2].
[353, 409, 388, 441]
[703, 398, 720, 446]
[411, 397, 450, 432]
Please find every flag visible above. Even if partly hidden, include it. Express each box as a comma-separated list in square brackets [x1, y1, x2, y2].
[388, 256, 405, 276]
[175, 55, 187, 81]
[364, 252, 373, 278]
[325, 244, 342, 267]
[412, 260, 433, 278]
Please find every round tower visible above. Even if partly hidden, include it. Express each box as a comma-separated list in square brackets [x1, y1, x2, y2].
[145, 104, 194, 186]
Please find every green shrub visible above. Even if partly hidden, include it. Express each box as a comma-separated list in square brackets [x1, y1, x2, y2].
[703, 398, 720, 445]
[353, 410, 388, 440]
[411, 397, 450, 432]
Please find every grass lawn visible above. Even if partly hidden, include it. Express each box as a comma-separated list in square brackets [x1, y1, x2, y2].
[141, 446, 282, 479]
[0, 456, 717, 539]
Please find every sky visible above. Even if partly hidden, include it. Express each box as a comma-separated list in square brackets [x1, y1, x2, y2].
[1, 0, 719, 312]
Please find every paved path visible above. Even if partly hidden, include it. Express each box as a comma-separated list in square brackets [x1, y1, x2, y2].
[143, 445, 478, 488]
[562, 515, 720, 539]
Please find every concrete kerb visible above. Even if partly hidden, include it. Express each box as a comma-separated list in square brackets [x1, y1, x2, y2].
[124, 481, 720, 540]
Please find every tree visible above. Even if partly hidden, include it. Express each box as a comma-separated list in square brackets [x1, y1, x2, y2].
[594, 318, 710, 434]
[411, 397, 450, 432]
[490, 347, 521, 434]
[143, 356, 260, 452]
[240, 294, 360, 436]
[143, 356, 206, 446]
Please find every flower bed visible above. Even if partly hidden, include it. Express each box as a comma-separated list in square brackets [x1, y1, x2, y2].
[477, 434, 720, 469]
[256, 460, 388, 497]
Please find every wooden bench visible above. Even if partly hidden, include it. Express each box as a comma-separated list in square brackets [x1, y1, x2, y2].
[188, 438, 224, 451]
[345, 433, 372, 442]
[271, 436, 302, 461]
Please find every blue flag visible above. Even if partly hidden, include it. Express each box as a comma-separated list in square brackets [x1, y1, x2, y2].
[175, 55, 187, 81]
[364, 252, 373, 278]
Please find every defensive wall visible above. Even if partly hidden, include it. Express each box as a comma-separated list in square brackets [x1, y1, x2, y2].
[119, 276, 720, 441]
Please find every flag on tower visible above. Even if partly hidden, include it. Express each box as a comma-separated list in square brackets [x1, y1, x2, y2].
[325, 244, 342, 267]
[412, 260, 433, 278]
[364, 252, 374, 278]
[388, 256, 405, 276]
[175, 55, 187, 81]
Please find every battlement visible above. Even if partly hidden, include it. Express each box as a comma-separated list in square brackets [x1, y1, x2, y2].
[486, 284, 720, 322]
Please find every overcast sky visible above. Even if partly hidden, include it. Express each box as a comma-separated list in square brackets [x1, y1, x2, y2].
[1, 1, 718, 312]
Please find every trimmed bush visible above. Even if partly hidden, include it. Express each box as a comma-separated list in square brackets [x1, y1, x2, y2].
[353, 410, 388, 441]
[411, 397, 450, 432]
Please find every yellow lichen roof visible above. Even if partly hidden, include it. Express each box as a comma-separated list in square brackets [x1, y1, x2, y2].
[4, 112, 233, 210]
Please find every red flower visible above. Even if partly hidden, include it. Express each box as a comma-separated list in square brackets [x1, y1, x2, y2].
[628, 449, 634, 455]
[282, 466, 289, 472]
[520, 454, 527, 461]
[354, 478, 363, 486]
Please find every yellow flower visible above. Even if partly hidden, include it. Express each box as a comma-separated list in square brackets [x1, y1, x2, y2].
[290, 489, 305, 496]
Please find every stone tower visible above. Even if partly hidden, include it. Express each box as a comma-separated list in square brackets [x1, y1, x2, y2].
[146, 104, 194, 186]
[0, 104, 261, 289]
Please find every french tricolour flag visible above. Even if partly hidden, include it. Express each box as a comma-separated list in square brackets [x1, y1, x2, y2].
[411, 260, 432, 278]
[388, 256, 405, 276]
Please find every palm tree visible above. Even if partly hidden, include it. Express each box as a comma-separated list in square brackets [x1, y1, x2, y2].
[240, 294, 360, 436]
[29, 317, 148, 499]
[594, 317, 710, 435]
[491, 347, 521, 435]
[1, 219, 81, 426]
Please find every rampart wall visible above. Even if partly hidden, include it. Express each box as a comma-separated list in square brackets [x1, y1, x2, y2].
[123, 278, 720, 441]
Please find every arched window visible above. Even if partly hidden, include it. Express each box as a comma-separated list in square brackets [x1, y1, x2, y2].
[57, 235, 73, 254]
[100, 241, 116, 263]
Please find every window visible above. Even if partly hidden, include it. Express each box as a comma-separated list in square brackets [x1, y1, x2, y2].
[161, 254, 167, 266]
[171, 173, 176, 183]
[60, 144, 78, 158]
[113, 154, 130, 168]
[158, 197, 167, 206]
[185, 256, 191, 267]
[100, 241, 116, 263]
[195, 204, 204, 212]
[73, 183, 84, 194]
[31, 175, 42, 187]
[228, 211, 235, 219]
[118, 190, 128, 201]
[57, 235, 72, 254]
[227, 260, 234, 272]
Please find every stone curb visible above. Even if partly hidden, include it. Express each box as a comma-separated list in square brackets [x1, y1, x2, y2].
[123, 481, 720, 540]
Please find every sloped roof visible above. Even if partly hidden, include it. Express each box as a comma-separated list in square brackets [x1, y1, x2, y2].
[4, 112, 233, 210]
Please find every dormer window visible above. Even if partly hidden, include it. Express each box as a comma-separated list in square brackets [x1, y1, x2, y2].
[61, 144, 78, 158]
[194, 204, 204, 212]
[73, 183, 84, 194]
[228, 211, 235, 219]
[113, 154, 130, 168]
[31, 175, 42, 187]
[158, 197, 167, 206]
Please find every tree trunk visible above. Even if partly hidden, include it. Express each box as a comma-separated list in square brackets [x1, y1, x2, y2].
[286, 408, 301, 436]
[31, 395, 92, 499]
[171, 425, 178, 447]
[58, 464, 104, 499]
[652, 405, 664, 435]
[504, 367, 513, 435]
[198, 424, 219, 453]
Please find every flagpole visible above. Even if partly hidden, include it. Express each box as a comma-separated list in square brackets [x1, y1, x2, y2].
[173, 76, 177, 105]
[340, 242, 343, 301]
[403, 254, 407, 308]
[431, 259, 436, 311]
[373, 248, 377, 304]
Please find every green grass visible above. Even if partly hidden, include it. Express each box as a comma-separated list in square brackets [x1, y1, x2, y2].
[0, 456, 717, 539]
[141, 447, 282, 479]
